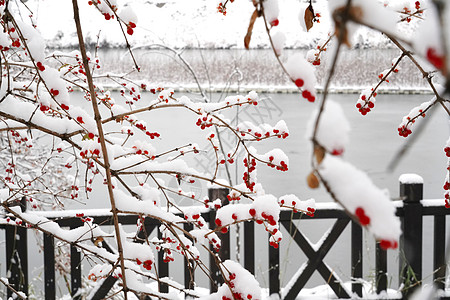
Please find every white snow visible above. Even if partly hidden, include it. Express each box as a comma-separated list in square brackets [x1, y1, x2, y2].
[399, 173, 424, 184]
[320, 155, 401, 245]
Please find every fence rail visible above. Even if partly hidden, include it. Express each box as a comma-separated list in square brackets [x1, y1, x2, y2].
[1, 177, 449, 299]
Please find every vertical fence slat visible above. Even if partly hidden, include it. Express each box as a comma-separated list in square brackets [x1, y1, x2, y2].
[6, 197, 28, 298]
[244, 221, 255, 275]
[376, 243, 387, 294]
[268, 234, 280, 297]
[433, 215, 446, 290]
[208, 188, 229, 293]
[158, 225, 169, 293]
[399, 178, 423, 297]
[70, 239, 82, 299]
[44, 233, 55, 300]
[351, 221, 363, 297]
[184, 223, 195, 291]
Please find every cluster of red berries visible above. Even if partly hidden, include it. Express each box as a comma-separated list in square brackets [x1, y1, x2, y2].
[26, 197, 39, 209]
[227, 193, 241, 202]
[40, 104, 51, 112]
[267, 156, 288, 171]
[379, 239, 398, 250]
[132, 146, 151, 156]
[220, 153, 235, 164]
[36, 61, 45, 71]
[306, 207, 315, 217]
[444, 147, 450, 157]
[127, 22, 136, 35]
[221, 273, 257, 300]
[103, 12, 113, 20]
[443, 181, 450, 191]
[196, 115, 214, 130]
[4, 163, 13, 182]
[415, 1, 421, 9]
[294, 78, 315, 102]
[444, 192, 450, 209]
[185, 213, 205, 227]
[136, 258, 153, 270]
[355, 207, 370, 226]
[121, 85, 141, 104]
[146, 131, 160, 139]
[209, 236, 221, 252]
[11, 39, 20, 48]
[217, 2, 227, 15]
[80, 147, 100, 159]
[214, 218, 229, 234]
[397, 125, 412, 137]
[163, 249, 174, 263]
[301, 90, 315, 102]
[9, 130, 30, 147]
[356, 95, 375, 115]
[243, 157, 257, 191]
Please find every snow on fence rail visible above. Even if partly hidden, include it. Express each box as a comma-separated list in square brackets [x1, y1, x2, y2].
[1, 179, 449, 299]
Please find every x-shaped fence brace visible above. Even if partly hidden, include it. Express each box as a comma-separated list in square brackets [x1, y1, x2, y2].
[281, 218, 352, 299]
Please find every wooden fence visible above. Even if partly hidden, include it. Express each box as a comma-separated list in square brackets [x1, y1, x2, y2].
[1, 178, 449, 299]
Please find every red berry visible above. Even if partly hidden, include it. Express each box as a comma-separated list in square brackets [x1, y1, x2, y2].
[294, 78, 304, 87]
[127, 27, 134, 35]
[427, 48, 444, 69]
[37, 62, 45, 72]
[77, 116, 84, 124]
[270, 19, 279, 26]
[215, 218, 222, 226]
[50, 89, 59, 96]
[249, 208, 256, 216]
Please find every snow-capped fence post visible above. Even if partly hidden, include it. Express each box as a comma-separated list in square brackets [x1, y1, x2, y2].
[399, 174, 424, 297]
[208, 187, 230, 292]
[5, 196, 28, 298]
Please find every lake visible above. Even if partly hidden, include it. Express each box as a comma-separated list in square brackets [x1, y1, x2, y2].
[63, 90, 449, 295]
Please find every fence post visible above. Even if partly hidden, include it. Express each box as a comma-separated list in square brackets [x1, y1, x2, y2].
[5, 196, 28, 298]
[399, 174, 423, 298]
[208, 187, 230, 292]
